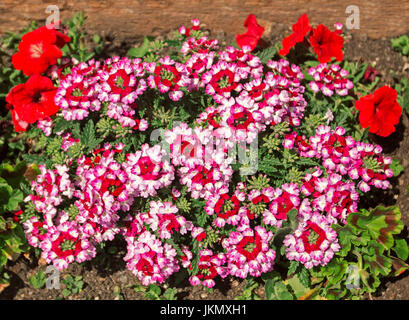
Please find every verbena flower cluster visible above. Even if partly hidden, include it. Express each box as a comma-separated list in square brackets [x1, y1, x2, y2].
[7, 17, 399, 287]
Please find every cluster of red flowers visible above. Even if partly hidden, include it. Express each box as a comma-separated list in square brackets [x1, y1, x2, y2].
[6, 24, 70, 131]
[276, 14, 401, 137]
[278, 14, 344, 63]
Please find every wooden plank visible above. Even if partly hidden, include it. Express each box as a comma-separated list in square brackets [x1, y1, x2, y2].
[0, 0, 408, 39]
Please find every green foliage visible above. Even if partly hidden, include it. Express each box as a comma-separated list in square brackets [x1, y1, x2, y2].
[192, 199, 207, 227]
[392, 239, 409, 261]
[0, 193, 28, 290]
[133, 284, 178, 300]
[127, 34, 183, 62]
[286, 274, 310, 299]
[391, 34, 409, 56]
[29, 270, 47, 289]
[390, 158, 404, 177]
[127, 36, 154, 58]
[255, 46, 278, 64]
[63, 11, 104, 62]
[309, 206, 409, 299]
[2, 14, 408, 302]
[265, 279, 294, 300]
[395, 77, 409, 114]
[0, 162, 28, 286]
[235, 279, 261, 300]
[80, 120, 104, 152]
[263, 272, 294, 300]
[61, 275, 84, 297]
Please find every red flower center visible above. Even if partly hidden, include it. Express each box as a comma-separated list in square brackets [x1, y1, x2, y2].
[301, 221, 327, 253]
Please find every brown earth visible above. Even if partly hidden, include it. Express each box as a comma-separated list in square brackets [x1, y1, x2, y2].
[1, 2, 409, 301]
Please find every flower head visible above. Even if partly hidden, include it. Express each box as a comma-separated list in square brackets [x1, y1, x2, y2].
[355, 86, 402, 137]
[236, 14, 265, 52]
[6, 75, 59, 125]
[279, 14, 311, 56]
[308, 24, 344, 63]
[12, 24, 70, 76]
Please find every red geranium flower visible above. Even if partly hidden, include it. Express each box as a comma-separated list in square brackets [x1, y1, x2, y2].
[355, 86, 402, 137]
[236, 14, 265, 52]
[6, 75, 59, 125]
[12, 24, 70, 76]
[279, 14, 311, 56]
[308, 24, 344, 63]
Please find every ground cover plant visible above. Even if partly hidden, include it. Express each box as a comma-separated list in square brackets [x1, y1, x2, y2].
[1, 12, 408, 300]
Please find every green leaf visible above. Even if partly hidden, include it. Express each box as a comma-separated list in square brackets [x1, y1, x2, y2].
[162, 287, 177, 300]
[303, 61, 320, 68]
[29, 270, 47, 289]
[287, 208, 299, 230]
[256, 47, 277, 64]
[62, 289, 71, 297]
[264, 279, 276, 300]
[347, 206, 404, 250]
[0, 161, 27, 188]
[392, 239, 409, 260]
[287, 260, 299, 277]
[287, 275, 309, 299]
[6, 189, 23, 211]
[270, 281, 294, 300]
[81, 120, 103, 152]
[127, 37, 151, 58]
[353, 63, 368, 83]
[148, 284, 161, 297]
[390, 159, 404, 177]
[133, 285, 146, 293]
[298, 267, 310, 288]
[362, 241, 392, 277]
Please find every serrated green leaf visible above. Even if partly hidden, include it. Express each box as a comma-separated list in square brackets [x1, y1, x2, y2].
[81, 120, 103, 152]
[298, 267, 310, 288]
[287, 260, 299, 277]
[256, 47, 277, 64]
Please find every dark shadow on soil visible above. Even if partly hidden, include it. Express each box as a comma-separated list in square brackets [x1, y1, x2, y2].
[369, 118, 406, 154]
[0, 270, 25, 300]
[85, 238, 128, 277]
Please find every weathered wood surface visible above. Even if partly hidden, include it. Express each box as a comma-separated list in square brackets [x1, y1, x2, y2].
[0, 0, 408, 39]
